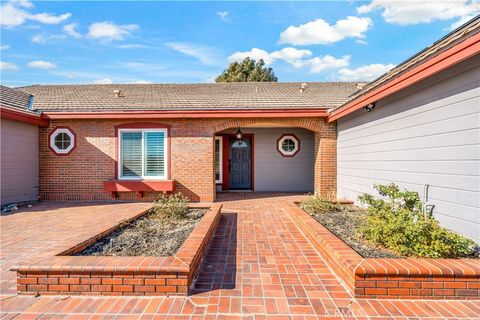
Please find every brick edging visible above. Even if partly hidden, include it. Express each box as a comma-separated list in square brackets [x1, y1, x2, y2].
[11, 203, 223, 296]
[284, 201, 480, 299]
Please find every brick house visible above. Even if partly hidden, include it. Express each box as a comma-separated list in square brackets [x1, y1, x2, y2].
[3, 82, 356, 203]
[0, 17, 478, 240]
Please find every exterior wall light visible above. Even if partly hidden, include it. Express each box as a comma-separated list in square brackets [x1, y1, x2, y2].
[363, 103, 376, 112]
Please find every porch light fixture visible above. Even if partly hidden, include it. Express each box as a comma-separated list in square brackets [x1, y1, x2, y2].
[236, 128, 243, 140]
[236, 128, 243, 144]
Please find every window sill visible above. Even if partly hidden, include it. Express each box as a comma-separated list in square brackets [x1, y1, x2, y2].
[104, 180, 175, 199]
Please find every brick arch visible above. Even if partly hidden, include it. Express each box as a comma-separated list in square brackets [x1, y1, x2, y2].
[213, 117, 324, 133]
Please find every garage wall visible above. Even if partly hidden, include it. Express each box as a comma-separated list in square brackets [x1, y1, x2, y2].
[337, 55, 480, 242]
[1, 118, 39, 205]
[246, 128, 314, 192]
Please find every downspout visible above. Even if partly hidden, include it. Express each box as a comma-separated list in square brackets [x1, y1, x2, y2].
[422, 184, 435, 218]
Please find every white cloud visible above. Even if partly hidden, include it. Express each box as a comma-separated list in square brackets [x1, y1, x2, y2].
[0, 45, 10, 50]
[0, 0, 71, 27]
[117, 44, 148, 49]
[336, 63, 395, 81]
[270, 47, 312, 68]
[357, 0, 479, 29]
[0, 1, 31, 27]
[217, 11, 229, 22]
[63, 23, 82, 38]
[31, 34, 46, 44]
[93, 78, 113, 84]
[121, 61, 168, 72]
[307, 55, 351, 73]
[228, 48, 274, 65]
[130, 80, 153, 84]
[27, 60, 57, 69]
[228, 47, 350, 73]
[87, 21, 138, 41]
[356, 39, 368, 45]
[0, 61, 19, 70]
[31, 34, 65, 44]
[279, 16, 372, 45]
[166, 42, 220, 65]
[29, 12, 71, 24]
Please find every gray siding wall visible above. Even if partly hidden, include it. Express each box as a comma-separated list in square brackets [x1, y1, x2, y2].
[1, 118, 39, 205]
[337, 56, 480, 242]
[246, 128, 314, 192]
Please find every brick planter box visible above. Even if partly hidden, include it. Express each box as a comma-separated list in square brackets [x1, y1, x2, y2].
[11, 203, 222, 296]
[285, 201, 480, 300]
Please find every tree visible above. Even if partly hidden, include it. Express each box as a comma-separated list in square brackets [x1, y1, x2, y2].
[215, 57, 278, 82]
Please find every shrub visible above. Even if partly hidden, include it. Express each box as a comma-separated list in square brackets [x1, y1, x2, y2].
[300, 194, 342, 215]
[151, 193, 190, 219]
[358, 184, 477, 258]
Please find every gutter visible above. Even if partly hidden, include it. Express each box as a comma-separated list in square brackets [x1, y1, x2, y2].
[0, 106, 49, 126]
[41, 108, 329, 120]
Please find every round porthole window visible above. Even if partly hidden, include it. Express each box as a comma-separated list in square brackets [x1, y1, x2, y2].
[48, 127, 76, 155]
[277, 134, 300, 157]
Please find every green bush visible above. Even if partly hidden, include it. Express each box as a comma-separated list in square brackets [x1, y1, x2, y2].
[151, 193, 190, 219]
[358, 184, 478, 258]
[300, 194, 342, 215]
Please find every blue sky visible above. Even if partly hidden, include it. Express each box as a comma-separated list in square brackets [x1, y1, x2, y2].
[0, 1, 478, 86]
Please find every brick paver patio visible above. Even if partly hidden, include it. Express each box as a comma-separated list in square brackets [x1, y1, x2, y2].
[1, 194, 479, 319]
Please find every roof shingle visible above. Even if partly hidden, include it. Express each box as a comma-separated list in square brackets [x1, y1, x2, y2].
[17, 82, 361, 112]
[0, 85, 33, 111]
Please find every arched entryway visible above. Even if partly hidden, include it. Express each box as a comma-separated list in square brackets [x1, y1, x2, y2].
[214, 118, 325, 194]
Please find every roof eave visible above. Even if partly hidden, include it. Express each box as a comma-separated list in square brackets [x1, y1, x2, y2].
[0, 106, 49, 126]
[41, 108, 330, 120]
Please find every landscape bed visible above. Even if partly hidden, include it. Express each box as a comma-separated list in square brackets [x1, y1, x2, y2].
[303, 203, 401, 259]
[11, 203, 222, 296]
[76, 208, 208, 257]
[285, 201, 480, 300]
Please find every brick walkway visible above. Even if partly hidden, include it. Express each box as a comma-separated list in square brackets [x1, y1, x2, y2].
[1, 195, 480, 319]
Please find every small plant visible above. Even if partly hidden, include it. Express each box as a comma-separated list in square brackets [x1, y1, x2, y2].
[151, 193, 190, 219]
[300, 194, 342, 215]
[359, 183, 478, 258]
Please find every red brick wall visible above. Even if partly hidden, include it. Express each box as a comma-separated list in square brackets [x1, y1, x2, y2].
[287, 200, 480, 300]
[39, 117, 334, 202]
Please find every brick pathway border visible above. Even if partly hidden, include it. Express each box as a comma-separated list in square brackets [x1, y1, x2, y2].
[11, 203, 222, 296]
[284, 201, 480, 300]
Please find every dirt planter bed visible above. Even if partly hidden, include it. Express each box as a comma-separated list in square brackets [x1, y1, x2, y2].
[11, 203, 222, 296]
[285, 201, 480, 300]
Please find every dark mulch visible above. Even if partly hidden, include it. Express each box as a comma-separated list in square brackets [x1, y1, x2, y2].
[304, 205, 402, 259]
[76, 208, 207, 257]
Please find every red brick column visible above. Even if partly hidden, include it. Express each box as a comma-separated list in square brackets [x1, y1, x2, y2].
[314, 121, 337, 199]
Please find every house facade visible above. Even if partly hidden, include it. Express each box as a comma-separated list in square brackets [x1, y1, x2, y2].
[0, 17, 478, 240]
[25, 82, 351, 203]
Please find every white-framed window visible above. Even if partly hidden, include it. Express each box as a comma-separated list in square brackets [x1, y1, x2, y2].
[215, 136, 223, 183]
[49, 127, 76, 155]
[118, 128, 168, 180]
[277, 134, 300, 157]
